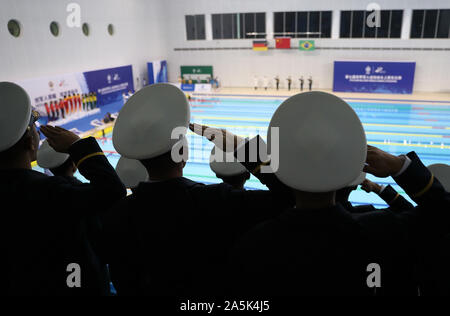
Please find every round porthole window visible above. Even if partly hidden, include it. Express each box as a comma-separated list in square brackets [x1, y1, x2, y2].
[107, 24, 114, 36]
[50, 21, 60, 37]
[82, 23, 90, 36]
[7, 19, 21, 37]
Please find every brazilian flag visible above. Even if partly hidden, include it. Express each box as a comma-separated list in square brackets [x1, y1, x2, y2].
[299, 40, 315, 51]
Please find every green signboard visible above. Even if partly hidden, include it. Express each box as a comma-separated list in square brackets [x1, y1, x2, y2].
[180, 66, 213, 83]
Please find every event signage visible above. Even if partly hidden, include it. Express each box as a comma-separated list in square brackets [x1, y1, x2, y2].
[333, 61, 416, 94]
[147, 60, 168, 84]
[17, 65, 134, 117]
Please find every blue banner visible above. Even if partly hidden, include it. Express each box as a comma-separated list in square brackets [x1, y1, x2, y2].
[148, 60, 168, 85]
[333, 61, 416, 94]
[83, 65, 134, 106]
[180, 84, 195, 91]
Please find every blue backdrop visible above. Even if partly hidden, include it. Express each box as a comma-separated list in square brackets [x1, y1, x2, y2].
[148, 60, 168, 85]
[83, 65, 134, 106]
[333, 61, 416, 94]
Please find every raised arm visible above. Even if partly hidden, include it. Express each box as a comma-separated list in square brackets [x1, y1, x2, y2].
[40, 126, 126, 213]
[361, 179, 414, 212]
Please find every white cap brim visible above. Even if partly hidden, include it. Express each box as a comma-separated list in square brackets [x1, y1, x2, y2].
[113, 84, 190, 159]
[0, 82, 32, 152]
[347, 172, 366, 187]
[37, 139, 70, 169]
[268, 91, 367, 192]
[115, 157, 149, 189]
[428, 163, 450, 191]
[210, 146, 247, 177]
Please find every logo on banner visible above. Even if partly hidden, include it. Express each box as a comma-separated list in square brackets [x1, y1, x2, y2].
[107, 74, 121, 84]
[375, 67, 386, 74]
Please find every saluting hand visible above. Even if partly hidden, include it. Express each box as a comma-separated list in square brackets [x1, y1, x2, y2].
[363, 145, 406, 178]
[361, 179, 382, 194]
[40, 125, 80, 153]
[189, 123, 244, 152]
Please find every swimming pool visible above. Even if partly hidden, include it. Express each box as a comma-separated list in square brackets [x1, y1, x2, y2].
[35, 95, 450, 208]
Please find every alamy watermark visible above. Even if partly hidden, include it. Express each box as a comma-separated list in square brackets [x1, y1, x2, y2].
[66, 3, 81, 28]
[366, 3, 381, 28]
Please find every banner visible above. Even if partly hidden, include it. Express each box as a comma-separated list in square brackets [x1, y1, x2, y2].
[16, 65, 134, 125]
[147, 60, 168, 85]
[180, 66, 213, 83]
[83, 65, 134, 105]
[333, 61, 416, 94]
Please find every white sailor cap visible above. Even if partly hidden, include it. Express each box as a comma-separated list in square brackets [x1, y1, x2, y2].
[268, 91, 367, 192]
[428, 164, 450, 191]
[0, 82, 33, 152]
[115, 156, 149, 189]
[36, 139, 70, 169]
[210, 146, 247, 177]
[113, 83, 190, 159]
[347, 172, 367, 187]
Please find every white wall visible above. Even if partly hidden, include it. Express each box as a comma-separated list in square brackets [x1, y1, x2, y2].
[164, 0, 450, 92]
[1, 0, 449, 93]
[0, 0, 167, 84]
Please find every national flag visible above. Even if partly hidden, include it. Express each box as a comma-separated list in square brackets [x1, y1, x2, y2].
[275, 37, 291, 49]
[253, 40, 268, 51]
[299, 40, 315, 51]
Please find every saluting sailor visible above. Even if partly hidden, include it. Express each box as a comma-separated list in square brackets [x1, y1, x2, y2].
[0, 82, 126, 296]
[210, 145, 250, 190]
[229, 91, 450, 296]
[415, 163, 450, 296]
[102, 83, 294, 296]
[37, 139, 77, 177]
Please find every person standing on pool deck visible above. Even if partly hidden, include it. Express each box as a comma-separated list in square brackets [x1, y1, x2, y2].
[287, 76, 292, 91]
[253, 75, 259, 90]
[263, 76, 269, 91]
[308, 76, 313, 91]
[274, 75, 280, 90]
[299, 76, 304, 91]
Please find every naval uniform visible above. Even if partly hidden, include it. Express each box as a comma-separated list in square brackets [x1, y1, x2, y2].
[229, 152, 450, 296]
[340, 185, 414, 215]
[0, 137, 126, 295]
[101, 137, 295, 296]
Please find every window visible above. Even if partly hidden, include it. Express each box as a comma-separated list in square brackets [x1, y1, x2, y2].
[82, 23, 90, 36]
[273, 11, 332, 38]
[411, 9, 450, 39]
[212, 13, 266, 39]
[107, 24, 114, 36]
[437, 10, 450, 38]
[185, 15, 205, 40]
[50, 21, 59, 37]
[7, 19, 21, 37]
[340, 11, 351, 38]
[340, 10, 403, 38]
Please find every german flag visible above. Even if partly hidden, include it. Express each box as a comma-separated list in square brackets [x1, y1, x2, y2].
[253, 40, 268, 51]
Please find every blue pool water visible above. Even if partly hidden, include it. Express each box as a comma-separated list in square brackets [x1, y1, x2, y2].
[35, 95, 450, 208]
